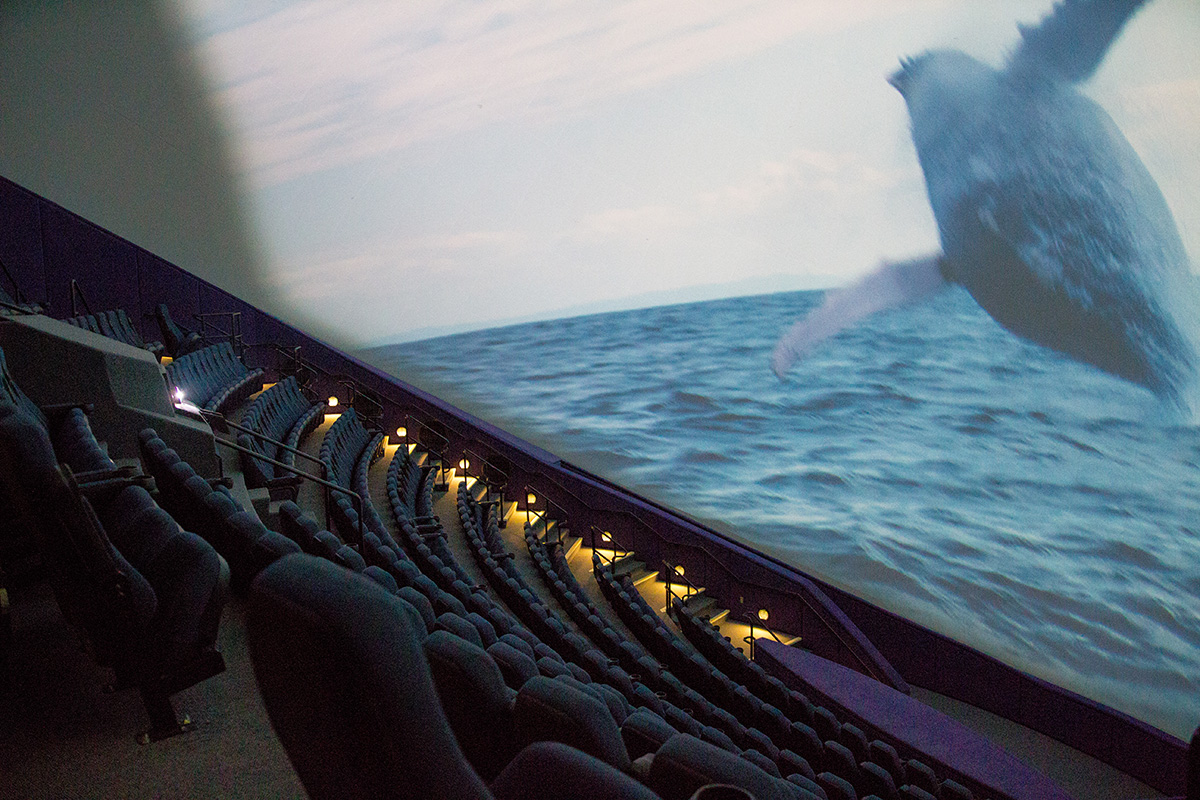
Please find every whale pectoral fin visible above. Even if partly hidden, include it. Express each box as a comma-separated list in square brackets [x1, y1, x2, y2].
[771, 254, 947, 379]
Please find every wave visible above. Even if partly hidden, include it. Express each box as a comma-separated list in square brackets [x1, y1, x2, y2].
[380, 288, 1200, 739]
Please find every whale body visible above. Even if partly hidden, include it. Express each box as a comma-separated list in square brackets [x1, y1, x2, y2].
[772, 0, 1199, 404]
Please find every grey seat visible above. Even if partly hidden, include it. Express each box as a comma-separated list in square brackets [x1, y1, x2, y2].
[248, 554, 662, 800]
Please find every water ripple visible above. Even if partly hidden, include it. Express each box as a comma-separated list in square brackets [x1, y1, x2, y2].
[375, 288, 1200, 739]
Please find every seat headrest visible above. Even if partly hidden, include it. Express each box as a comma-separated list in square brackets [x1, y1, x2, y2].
[248, 554, 491, 800]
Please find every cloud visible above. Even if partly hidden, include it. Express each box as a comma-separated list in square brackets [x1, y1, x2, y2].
[181, 0, 940, 186]
[263, 142, 932, 342]
[564, 146, 917, 247]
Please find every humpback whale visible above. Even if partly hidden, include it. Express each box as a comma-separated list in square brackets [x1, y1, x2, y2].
[771, 0, 1199, 404]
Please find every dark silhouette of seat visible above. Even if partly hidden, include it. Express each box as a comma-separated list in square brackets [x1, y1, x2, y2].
[0, 400, 226, 741]
[64, 308, 163, 358]
[247, 553, 662, 800]
[154, 303, 205, 358]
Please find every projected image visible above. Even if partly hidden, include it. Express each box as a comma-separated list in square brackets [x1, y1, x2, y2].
[177, 1, 1200, 739]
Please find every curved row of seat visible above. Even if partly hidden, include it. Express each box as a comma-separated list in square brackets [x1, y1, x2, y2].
[257, 474, 823, 799]
[453, 482, 852, 799]
[0, 347, 227, 739]
[522, 513, 889, 799]
[165, 342, 264, 414]
[318, 406, 386, 543]
[252, 552, 832, 800]
[591, 554, 976, 800]
[138, 428, 299, 594]
[387, 452, 477, 593]
[64, 308, 163, 358]
[236, 376, 325, 496]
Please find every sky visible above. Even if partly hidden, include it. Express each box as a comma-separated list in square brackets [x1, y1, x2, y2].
[173, 0, 1200, 346]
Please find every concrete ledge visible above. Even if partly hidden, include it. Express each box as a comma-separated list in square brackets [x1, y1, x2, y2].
[0, 314, 219, 476]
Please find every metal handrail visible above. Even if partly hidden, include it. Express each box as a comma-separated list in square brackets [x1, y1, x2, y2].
[663, 559, 700, 605]
[587, 501, 873, 677]
[408, 416, 448, 488]
[337, 378, 383, 422]
[589, 525, 631, 569]
[525, 485, 568, 542]
[0, 298, 36, 315]
[461, 448, 509, 494]
[0, 256, 32, 306]
[193, 311, 243, 356]
[197, 408, 328, 479]
[69, 279, 93, 317]
[744, 618, 787, 661]
[208, 434, 365, 544]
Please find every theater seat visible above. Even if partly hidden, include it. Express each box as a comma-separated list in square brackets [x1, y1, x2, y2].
[248, 554, 662, 800]
[647, 734, 817, 800]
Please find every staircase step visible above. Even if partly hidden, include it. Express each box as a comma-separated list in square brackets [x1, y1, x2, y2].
[629, 566, 658, 587]
[561, 533, 583, 562]
[708, 607, 730, 625]
[683, 592, 719, 618]
[609, 555, 646, 580]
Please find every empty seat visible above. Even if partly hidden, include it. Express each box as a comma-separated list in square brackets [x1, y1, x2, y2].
[165, 342, 263, 414]
[0, 401, 226, 740]
[247, 554, 662, 799]
[64, 308, 163, 357]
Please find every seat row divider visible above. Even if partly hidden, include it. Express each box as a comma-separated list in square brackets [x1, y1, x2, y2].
[200, 409, 328, 479]
[210, 434, 366, 545]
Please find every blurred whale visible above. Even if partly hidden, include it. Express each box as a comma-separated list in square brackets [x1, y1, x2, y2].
[772, 0, 1199, 405]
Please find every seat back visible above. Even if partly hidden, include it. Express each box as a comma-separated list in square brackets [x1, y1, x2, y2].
[0, 404, 156, 676]
[247, 554, 492, 800]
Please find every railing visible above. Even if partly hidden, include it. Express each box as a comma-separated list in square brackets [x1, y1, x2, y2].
[199, 407, 367, 544]
[590, 526, 632, 570]
[329, 377, 383, 423]
[199, 408, 328, 480]
[193, 310, 244, 357]
[0, 256, 36, 309]
[525, 486, 568, 542]
[254, 343, 315, 389]
[208, 431, 366, 545]
[743, 617, 787, 662]
[68, 278, 93, 317]
[663, 559, 700, 606]
[408, 415, 448, 486]
[501, 469, 870, 676]
[0, 298, 35, 315]
[459, 449, 509, 500]
[461, 455, 507, 535]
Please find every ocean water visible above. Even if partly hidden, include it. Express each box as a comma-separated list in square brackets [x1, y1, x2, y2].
[371, 288, 1200, 740]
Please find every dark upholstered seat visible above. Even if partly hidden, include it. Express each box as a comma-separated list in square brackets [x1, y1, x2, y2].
[647, 734, 817, 800]
[248, 554, 662, 800]
[0, 400, 226, 740]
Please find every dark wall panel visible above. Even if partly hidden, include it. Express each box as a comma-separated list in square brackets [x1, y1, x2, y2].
[138, 251, 201, 344]
[0, 178, 47, 305]
[40, 201, 139, 317]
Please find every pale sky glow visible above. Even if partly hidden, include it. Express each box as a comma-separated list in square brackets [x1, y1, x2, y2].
[175, 0, 1200, 345]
